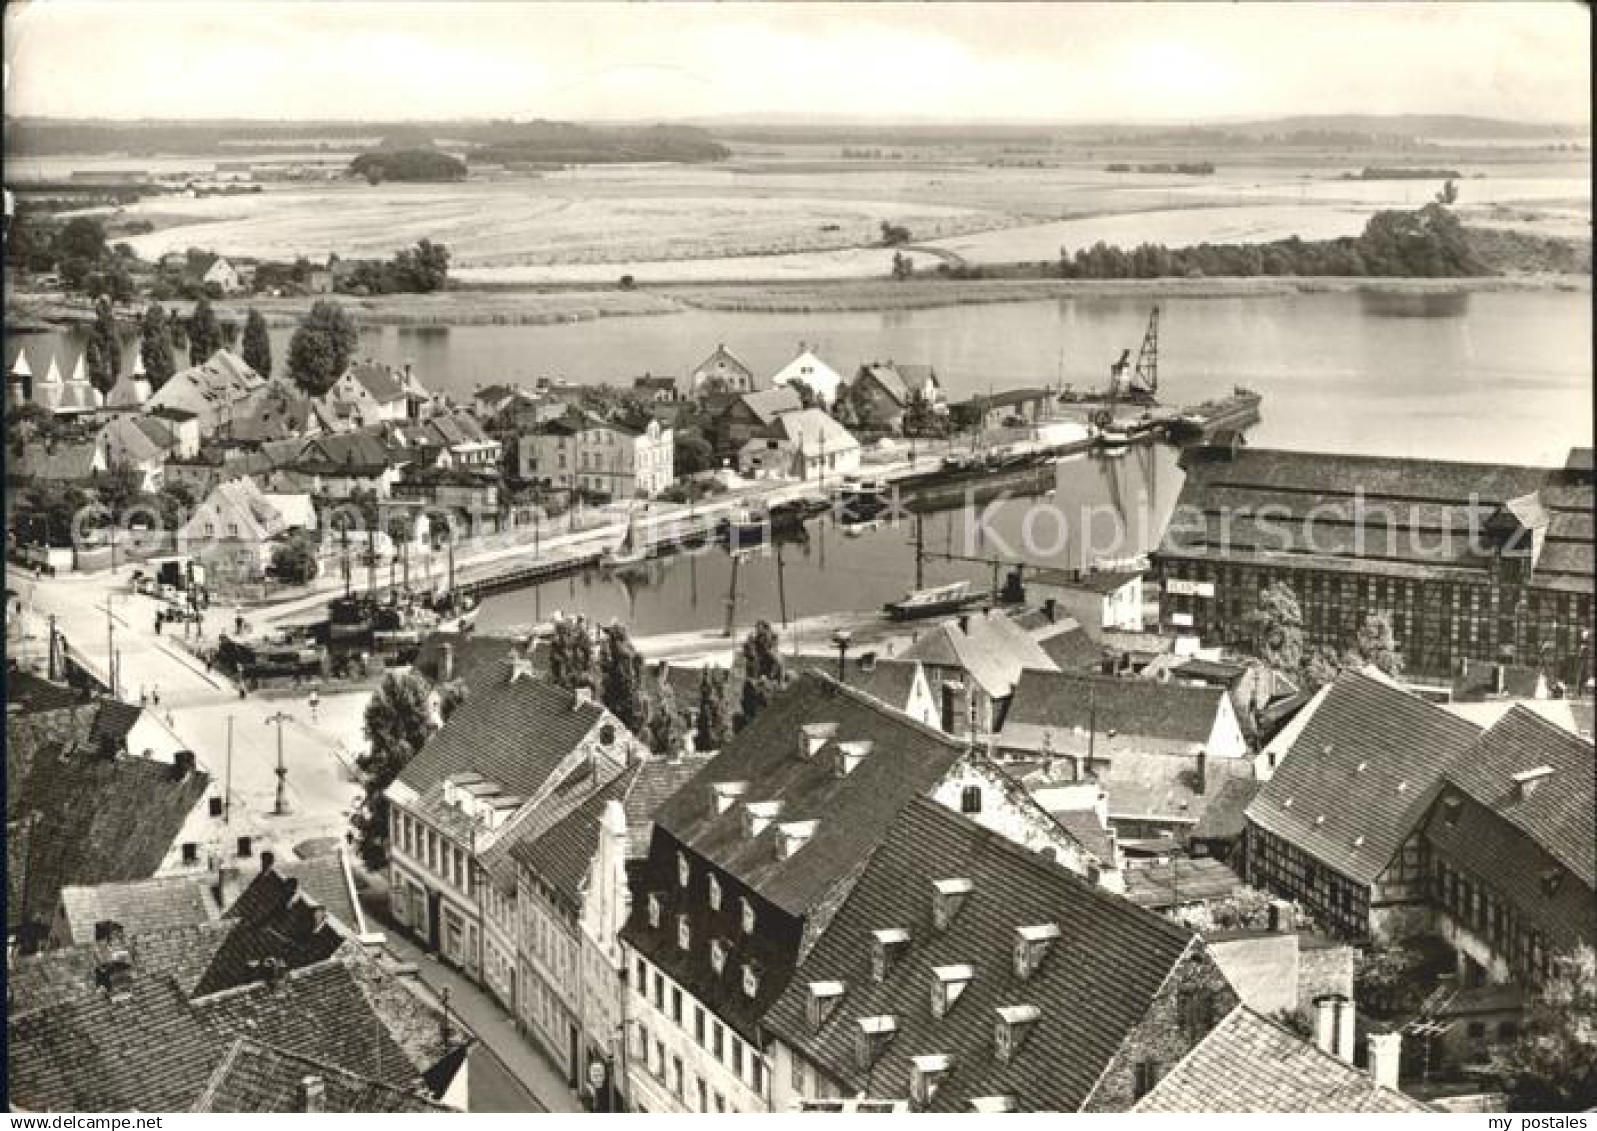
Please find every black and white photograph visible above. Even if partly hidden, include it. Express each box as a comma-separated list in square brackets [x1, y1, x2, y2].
[2, 0, 1592, 1117]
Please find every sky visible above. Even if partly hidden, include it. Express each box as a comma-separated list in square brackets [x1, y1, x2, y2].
[4, 1, 1590, 125]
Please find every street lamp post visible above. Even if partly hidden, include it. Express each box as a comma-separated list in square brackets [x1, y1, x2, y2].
[265, 710, 295, 816]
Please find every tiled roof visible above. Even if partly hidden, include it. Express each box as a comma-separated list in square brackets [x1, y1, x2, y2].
[903, 610, 1058, 701]
[1452, 658, 1546, 701]
[4, 669, 83, 715]
[1133, 1005, 1429, 1112]
[146, 349, 266, 430]
[774, 408, 858, 457]
[1097, 748, 1255, 827]
[514, 768, 637, 906]
[6, 735, 210, 934]
[647, 672, 972, 916]
[349, 363, 407, 404]
[1037, 625, 1111, 672]
[1189, 777, 1260, 842]
[1050, 809, 1117, 868]
[793, 656, 924, 716]
[1030, 567, 1142, 596]
[739, 386, 803, 425]
[622, 754, 716, 858]
[1124, 857, 1246, 910]
[296, 429, 394, 473]
[58, 875, 222, 942]
[394, 665, 610, 799]
[223, 852, 363, 936]
[1004, 671, 1224, 748]
[193, 1037, 452, 1113]
[764, 798, 1200, 1112]
[693, 344, 754, 380]
[412, 632, 521, 693]
[1444, 707, 1594, 887]
[1160, 447, 1593, 596]
[1246, 671, 1481, 885]
[858, 363, 912, 405]
[98, 413, 167, 465]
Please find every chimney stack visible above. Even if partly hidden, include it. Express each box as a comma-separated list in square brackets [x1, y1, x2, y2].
[1267, 899, 1295, 934]
[260, 850, 276, 875]
[1193, 748, 1207, 795]
[1367, 1031, 1402, 1091]
[573, 685, 593, 708]
[1512, 766, 1555, 799]
[440, 642, 455, 682]
[173, 750, 197, 780]
[1313, 994, 1355, 1064]
[1494, 662, 1506, 696]
[1043, 598, 1057, 624]
[300, 1075, 326, 1113]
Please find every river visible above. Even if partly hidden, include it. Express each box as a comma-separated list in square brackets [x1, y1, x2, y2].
[13, 287, 1590, 637]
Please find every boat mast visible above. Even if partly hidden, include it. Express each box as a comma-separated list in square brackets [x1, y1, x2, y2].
[1133, 305, 1159, 398]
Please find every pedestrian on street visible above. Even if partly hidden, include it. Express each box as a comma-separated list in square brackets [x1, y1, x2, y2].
[309, 688, 320, 722]
[152, 685, 161, 707]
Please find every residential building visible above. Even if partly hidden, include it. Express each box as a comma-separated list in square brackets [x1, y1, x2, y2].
[1245, 671, 1482, 941]
[95, 414, 174, 492]
[385, 659, 638, 986]
[145, 349, 267, 433]
[519, 409, 674, 500]
[413, 412, 500, 471]
[794, 655, 939, 728]
[901, 609, 1060, 736]
[949, 387, 1054, 433]
[282, 428, 405, 498]
[690, 343, 756, 395]
[1153, 445, 1595, 684]
[769, 344, 844, 407]
[176, 478, 315, 584]
[103, 356, 152, 410]
[738, 408, 861, 483]
[322, 361, 410, 427]
[1027, 568, 1145, 632]
[203, 255, 242, 294]
[6, 701, 217, 951]
[710, 386, 801, 453]
[849, 362, 942, 432]
[1132, 1005, 1429, 1113]
[617, 674, 1112, 1114]
[764, 797, 1239, 1112]
[513, 755, 709, 1100]
[633, 373, 682, 403]
[1420, 706, 1595, 990]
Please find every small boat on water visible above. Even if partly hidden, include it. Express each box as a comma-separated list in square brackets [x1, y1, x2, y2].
[603, 514, 652, 569]
[718, 508, 770, 549]
[1096, 425, 1131, 454]
[835, 478, 890, 523]
[884, 579, 978, 621]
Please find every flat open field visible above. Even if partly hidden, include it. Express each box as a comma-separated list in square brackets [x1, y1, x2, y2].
[72, 147, 1590, 284]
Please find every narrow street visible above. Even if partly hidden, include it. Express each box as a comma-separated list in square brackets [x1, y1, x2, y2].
[359, 885, 583, 1114]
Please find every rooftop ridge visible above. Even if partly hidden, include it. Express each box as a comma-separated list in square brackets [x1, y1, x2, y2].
[799, 669, 967, 753]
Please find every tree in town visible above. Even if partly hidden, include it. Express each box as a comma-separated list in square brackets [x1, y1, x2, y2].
[1492, 945, 1597, 1112]
[1242, 580, 1305, 676]
[154, 481, 196, 530]
[891, 250, 913, 280]
[187, 297, 224, 367]
[1168, 885, 1316, 936]
[1354, 936, 1455, 1021]
[167, 306, 189, 352]
[269, 529, 320, 584]
[94, 462, 144, 518]
[694, 666, 735, 752]
[1348, 611, 1404, 677]
[286, 300, 358, 396]
[1436, 178, 1460, 206]
[546, 614, 597, 691]
[241, 307, 273, 378]
[54, 216, 107, 265]
[644, 672, 681, 757]
[598, 623, 649, 734]
[353, 670, 437, 872]
[1301, 643, 1348, 690]
[139, 302, 176, 390]
[437, 679, 470, 723]
[673, 429, 715, 477]
[738, 619, 786, 729]
[85, 295, 120, 394]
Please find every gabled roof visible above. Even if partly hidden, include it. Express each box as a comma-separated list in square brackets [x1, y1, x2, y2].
[1246, 671, 1481, 884]
[146, 349, 266, 430]
[514, 767, 638, 907]
[772, 408, 859, 457]
[4, 669, 83, 715]
[222, 852, 363, 937]
[857, 362, 913, 405]
[770, 349, 845, 398]
[347, 362, 406, 404]
[1035, 625, 1107, 672]
[647, 672, 972, 916]
[58, 874, 222, 943]
[99, 413, 167, 466]
[692, 343, 754, 381]
[1004, 671, 1225, 750]
[738, 386, 803, 425]
[181, 477, 293, 542]
[794, 656, 925, 716]
[296, 428, 394, 473]
[1451, 657, 1547, 702]
[1133, 1005, 1428, 1112]
[6, 729, 210, 934]
[1443, 707, 1595, 889]
[1189, 776, 1261, 842]
[902, 610, 1058, 700]
[765, 798, 1198, 1113]
[394, 664, 609, 801]
[193, 1037, 453, 1113]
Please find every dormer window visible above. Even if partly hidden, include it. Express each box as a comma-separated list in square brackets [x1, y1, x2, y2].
[740, 897, 756, 936]
[1541, 868, 1565, 897]
[1441, 795, 1463, 827]
[708, 874, 722, 911]
[994, 1004, 1041, 1063]
[1013, 923, 1060, 980]
[677, 851, 691, 888]
[930, 964, 975, 1018]
[871, 927, 911, 983]
[709, 938, 728, 974]
[647, 893, 662, 929]
[932, 878, 974, 931]
[741, 962, 761, 1000]
[743, 800, 784, 839]
[805, 980, 845, 1031]
[776, 820, 818, 860]
[677, 913, 691, 951]
[910, 1054, 951, 1107]
[855, 1015, 897, 1070]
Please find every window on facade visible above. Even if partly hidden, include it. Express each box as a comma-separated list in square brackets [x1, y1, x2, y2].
[792, 1057, 807, 1093]
[714, 1092, 726, 1113]
[208, 796, 224, 818]
[672, 1056, 684, 1099]
[693, 1005, 706, 1046]
[960, 785, 982, 814]
[653, 1040, 665, 1079]
[712, 1021, 725, 1062]
[671, 986, 683, 1024]
[697, 1077, 708, 1113]
[708, 874, 721, 911]
[634, 956, 646, 994]
[652, 969, 664, 1012]
[731, 1039, 744, 1078]
[677, 851, 690, 888]
[237, 836, 253, 858]
[181, 842, 199, 865]
[1133, 1060, 1163, 1100]
[752, 1056, 766, 1096]
[740, 897, 756, 935]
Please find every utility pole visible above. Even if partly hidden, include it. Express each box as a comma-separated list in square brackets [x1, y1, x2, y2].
[1084, 681, 1098, 781]
[341, 523, 352, 599]
[224, 715, 233, 824]
[914, 513, 925, 590]
[47, 613, 59, 681]
[832, 629, 852, 681]
[265, 710, 295, 816]
[775, 541, 789, 628]
[722, 552, 741, 638]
